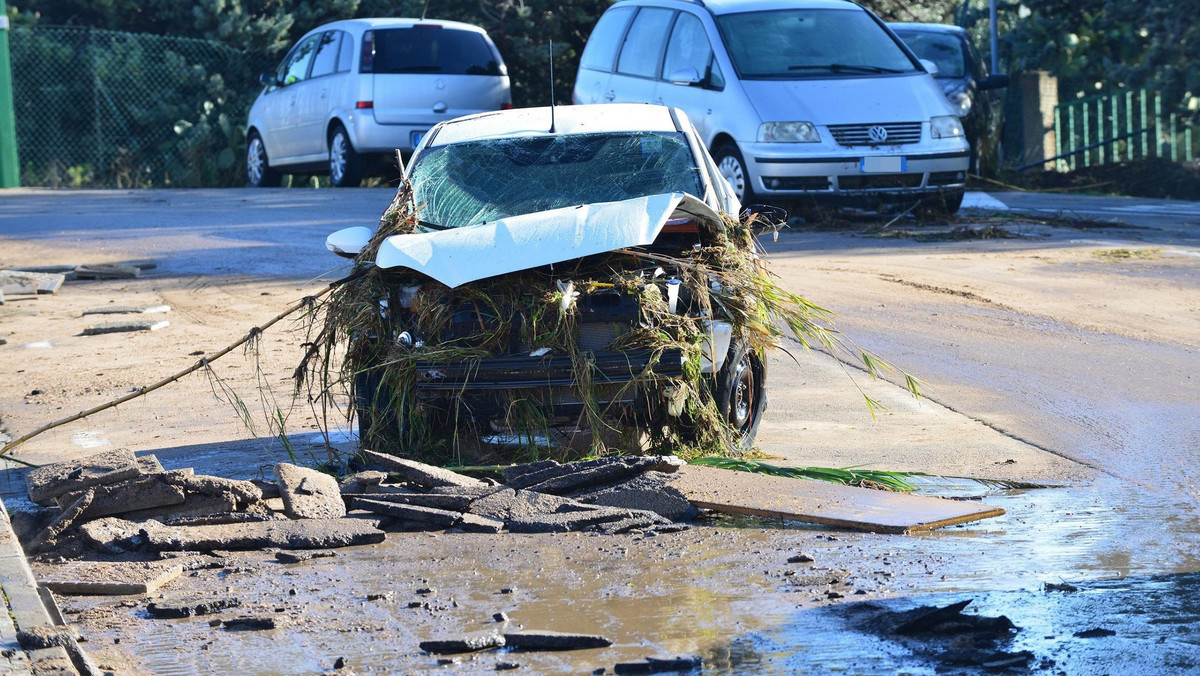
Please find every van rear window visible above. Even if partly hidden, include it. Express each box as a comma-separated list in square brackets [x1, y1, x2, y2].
[365, 27, 504, 75]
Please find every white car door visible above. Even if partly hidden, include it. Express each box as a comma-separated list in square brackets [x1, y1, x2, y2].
[295, 31, 343, 159]
[610, 7, 674, 105]
[572, 5, 635, 104]
[273, 33, 321, 160]
[653, 11, 724, 141]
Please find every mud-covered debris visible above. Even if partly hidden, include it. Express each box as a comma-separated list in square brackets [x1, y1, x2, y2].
[57, 474, 187, 519]
[147, 596, 242, 618]
[276, 463, 346, 519]
[503, 630, 612, 651]
[939, 649, 1033, 670]
[493, 612, 509, 623]
[26, 448, 141, 503]
[339, 470, 388, 494]
[138, 517, 384, 551]
[161, 473, 263, 506]
[343, 490, 476, 513]
[590, 512, 674, 535]
[36, 560, 183, 595]
[28, 489, 95, 554]
[78, 517, 145, 554]
[1073, 627, 1116, 638]
[419, 631, 506, 654]
[161, 511, 285, 527]
[455, 513, 505, 534]
[787, 553, 816, 564]
[358, 450, 485, 489]
[83, 319, 170, 335]
[124, 492, 240, 522]
[614, 656, 702, 674]
[571, 471, 696, 521]
[1044, 581, 1079, 592]
[223, 615, 284, 631]
[16, 625, 102, 676]
[890, 599, 1016, 637]
[275, 550, 337, 564]
[73, 263, 141, 280]
[495, 661, 521, 671]
[510, 456, 671, 494]
[348, 498, 461, 528]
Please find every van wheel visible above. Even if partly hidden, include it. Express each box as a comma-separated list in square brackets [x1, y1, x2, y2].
[245, 132, 280, 187]
[714, 143, 755, 204]
[715, 337, 767, 454]
[329, 125, 364, 187]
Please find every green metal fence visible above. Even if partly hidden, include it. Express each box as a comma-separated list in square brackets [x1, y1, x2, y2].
[9, 26, 266, 188]
[1054, 89, 1198, 172]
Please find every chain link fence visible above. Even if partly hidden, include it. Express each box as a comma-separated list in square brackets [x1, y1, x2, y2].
[10, 26, 271, 188]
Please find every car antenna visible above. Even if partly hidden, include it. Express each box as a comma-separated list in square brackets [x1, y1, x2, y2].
[548, 40, 557, 134]
[421, 0, 431, 21]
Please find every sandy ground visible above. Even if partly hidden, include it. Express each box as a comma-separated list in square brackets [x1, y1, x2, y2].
[2, 189, 1198, 673]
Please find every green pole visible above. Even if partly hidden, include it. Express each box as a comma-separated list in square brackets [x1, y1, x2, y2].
[0, 0, 21, 187]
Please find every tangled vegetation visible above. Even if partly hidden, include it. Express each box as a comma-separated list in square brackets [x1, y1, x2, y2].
[293, 185, 919, 466]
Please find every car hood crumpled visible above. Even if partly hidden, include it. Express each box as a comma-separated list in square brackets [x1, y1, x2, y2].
[374, 192, 722, 288]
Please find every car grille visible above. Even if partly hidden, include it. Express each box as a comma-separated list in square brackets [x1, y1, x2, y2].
[827, 122, 922, 146]
[838, 174, 923, 190]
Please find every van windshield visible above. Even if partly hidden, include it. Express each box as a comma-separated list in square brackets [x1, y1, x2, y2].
[715, 9, 918, 79]
[370, 27, 503, 75]
[410, 132, 703, 229]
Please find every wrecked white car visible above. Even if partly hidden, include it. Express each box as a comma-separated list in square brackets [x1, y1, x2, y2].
[323, 104, 778, 461]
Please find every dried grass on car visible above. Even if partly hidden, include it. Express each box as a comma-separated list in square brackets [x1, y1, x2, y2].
[294, 185, 914, 466]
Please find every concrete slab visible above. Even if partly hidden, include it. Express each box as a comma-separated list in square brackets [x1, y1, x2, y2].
[82, 319, 170, 335]
[275, 464, 345, 520]
[139, 517, 385, 551]
[36, 561, 183, 596]
[358, 450, 484, 489]
[672, 465, 1004, 533]
[25, 449, 140, 504]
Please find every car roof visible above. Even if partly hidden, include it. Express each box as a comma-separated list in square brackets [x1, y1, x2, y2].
[426, 104, 683, 147]
[634, 0, 861, 16]
[305, 18, 489, 35]
[887, 22, 967, 35]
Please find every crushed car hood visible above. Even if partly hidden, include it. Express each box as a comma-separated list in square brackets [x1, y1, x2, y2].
[374, 192, 722, 288]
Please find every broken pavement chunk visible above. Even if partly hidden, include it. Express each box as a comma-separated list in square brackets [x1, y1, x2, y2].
[0, 269, 65, 295]
[420, 631, 506, 654]
[339, 470, 388, 494]
[138, 517, 384, 551]
[358, 450, 484, 489]
[342, 490, 475, 512]
[37, 560, 184, 595]
[26, 448, 141, 503]
[503, 630, 612, 651]
[27, 490, 95, 554]
[83, 319, 170, 335]
[571, 472, 696, 522]
[57, 474, 186, 519]
[223, 616, 284, 631]
[147, 596, 241, 619]
[348, 498, 460, 529]
[517, 456, 668, 495]
[121, 492, 239, 522]
[161, 473, 263, 506]
[275, 463, 346, 520]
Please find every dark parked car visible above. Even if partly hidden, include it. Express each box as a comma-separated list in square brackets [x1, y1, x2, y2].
[890, 23, 1009, 175]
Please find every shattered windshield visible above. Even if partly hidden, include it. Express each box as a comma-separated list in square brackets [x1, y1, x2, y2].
[409, 132, 704, 228]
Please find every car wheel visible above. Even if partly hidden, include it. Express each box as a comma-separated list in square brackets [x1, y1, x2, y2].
[714, 143, 755, 204]
[715, 337, 767, 454]
[245, 132, 280, 188]
[329, 125, 364, 188]
[916, 189, 964, 220]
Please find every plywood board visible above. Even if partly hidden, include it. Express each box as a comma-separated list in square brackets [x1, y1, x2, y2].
[673, 465, 1005, 534]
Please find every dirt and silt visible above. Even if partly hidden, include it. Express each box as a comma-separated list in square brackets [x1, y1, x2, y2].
[1, 188, 1198, 672]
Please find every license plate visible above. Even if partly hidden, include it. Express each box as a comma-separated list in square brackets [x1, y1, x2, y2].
[860, 156, 905, 173]
[411, 131, 426, 148]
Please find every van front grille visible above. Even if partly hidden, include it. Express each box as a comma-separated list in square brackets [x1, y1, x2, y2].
[827, 122, 922, 146]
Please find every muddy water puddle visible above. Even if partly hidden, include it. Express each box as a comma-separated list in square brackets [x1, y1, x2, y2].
[61, 476, 1200, 674]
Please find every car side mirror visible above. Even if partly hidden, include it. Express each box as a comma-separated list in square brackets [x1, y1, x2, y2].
[258, 72, 278, 87]
[979, 74, 1010, 90]
[326, 226, 374, 259]
[919, 59, 940, 77]
[667, 67, 702, 86]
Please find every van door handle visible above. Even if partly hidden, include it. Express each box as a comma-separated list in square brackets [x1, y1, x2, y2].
[604, 90, 615, 102]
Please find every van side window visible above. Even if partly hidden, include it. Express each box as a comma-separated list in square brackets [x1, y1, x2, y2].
[579, 6, 634, 72]
[280, 34, 320, 85]
[336, 31, 355, 73]
[709, 57, 725, 89]
[661, 13, 713, 84]
[309, 31, 341, 79]
[616, 8, 674, 79]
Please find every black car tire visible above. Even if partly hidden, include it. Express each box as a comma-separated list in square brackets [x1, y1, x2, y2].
[714, 336, 767, 453]
[245, 132, 280, 188]
[329, 125, 364, 188]
[714, 143, 756, 204]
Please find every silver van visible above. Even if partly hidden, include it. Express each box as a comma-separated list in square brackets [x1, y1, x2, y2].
[246, 18, 511, 187]
[573, 0, 970, 212]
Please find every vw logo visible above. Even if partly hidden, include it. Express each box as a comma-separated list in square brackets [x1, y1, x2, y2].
[867, 125, 889, 143]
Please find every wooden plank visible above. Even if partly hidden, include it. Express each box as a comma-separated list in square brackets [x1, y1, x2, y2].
[672, 465, 1005, 534]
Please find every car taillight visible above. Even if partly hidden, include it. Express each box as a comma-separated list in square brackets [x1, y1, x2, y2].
[356, 101, 374, 109]
[500, 103, 513, 110]
[360, 30, 374, 73]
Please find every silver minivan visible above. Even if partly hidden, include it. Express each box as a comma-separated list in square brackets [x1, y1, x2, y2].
[246, 18, 511, 187]
[573, 0, 970, 212]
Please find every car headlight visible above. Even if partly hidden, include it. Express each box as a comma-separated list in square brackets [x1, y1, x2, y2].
[930, 115, 965, 140]
[758, 122, 819, 143]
